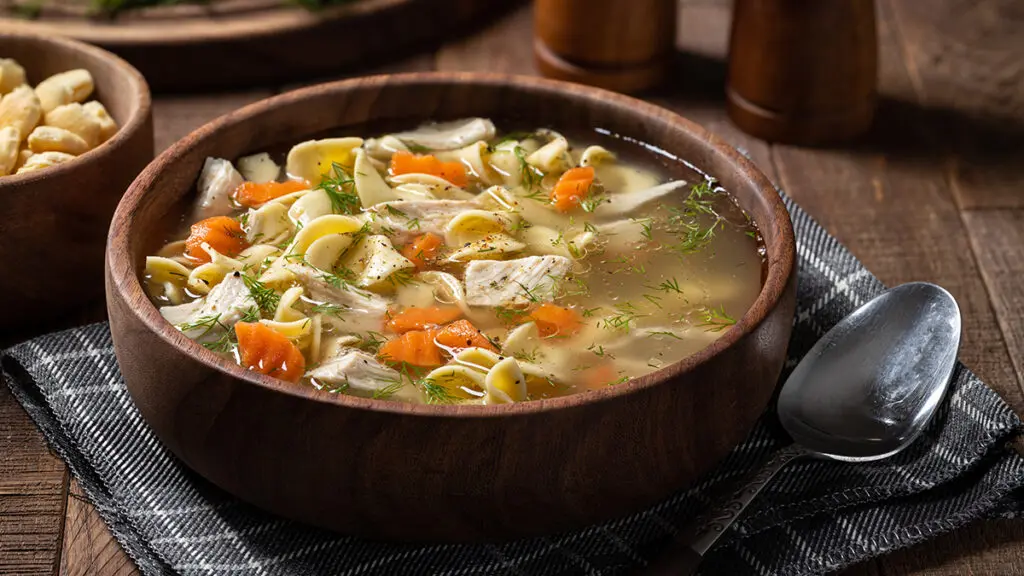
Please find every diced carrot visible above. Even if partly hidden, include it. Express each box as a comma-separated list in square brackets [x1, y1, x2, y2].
[435, 319, 498, 352]
[581, 363, 618, 390]
[233, 180, 309, 208]
[378, 328, 444, 367]
[550, 166, 595, 213]
[235, 322, 306, 383]
[389, 151, 468, 187]
[529, 303, 583, 338]
[184, 216, 249, 263]
[386, 306, 463, 333]
[400, 232, 444, 268]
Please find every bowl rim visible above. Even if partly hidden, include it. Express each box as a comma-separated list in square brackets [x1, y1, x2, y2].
[108, 72, 795, 419]
[0, 0, 406, 46]
[0, 30, 151, 187]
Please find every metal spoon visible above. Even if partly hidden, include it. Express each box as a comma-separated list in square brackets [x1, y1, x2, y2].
[648, 282, 962, 574]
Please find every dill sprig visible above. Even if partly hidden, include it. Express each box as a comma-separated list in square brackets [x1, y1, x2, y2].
[356, 331, 387, 354]
[579, 192, 608, 213]
[419, 377, 457, 404]
[648, 277, 683, 294]
[386, 268, 416, 287]
[317, 162, 361, 215]
[177, 313, 223, 335]
[318, 266, 358, 290]
[241, 274, 281, 314]
[665, 179, 725, 255]
[695, 305, 737, 332]
[599, 302, 647, 333]
[372, 379, 406, 400]
[310, 302, 346, 318]
[513, 348, 540, 363]
[513, 145, 543, 192]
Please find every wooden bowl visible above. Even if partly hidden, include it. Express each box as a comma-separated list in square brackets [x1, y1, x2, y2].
[1, 32, 152, 331]
[106, 73, 796, 542]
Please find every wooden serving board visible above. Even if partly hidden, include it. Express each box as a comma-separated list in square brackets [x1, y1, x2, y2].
[0, 0, 506, 91]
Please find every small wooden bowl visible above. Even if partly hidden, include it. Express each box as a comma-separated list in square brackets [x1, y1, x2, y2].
[0, 32, 153, 331]
[106, 73, 796, 542]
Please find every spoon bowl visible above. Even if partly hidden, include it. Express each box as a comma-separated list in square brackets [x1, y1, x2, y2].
[779, 282, 961, 461]
[650, 282, 962, 574]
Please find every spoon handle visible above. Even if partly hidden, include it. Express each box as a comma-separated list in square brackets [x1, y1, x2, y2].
[646, 444, 809, 575]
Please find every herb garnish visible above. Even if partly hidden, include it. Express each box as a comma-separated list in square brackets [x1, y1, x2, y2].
[317, 162, 361, 215]
[241, 274, 281, 314]
[695, 305, 736, 332]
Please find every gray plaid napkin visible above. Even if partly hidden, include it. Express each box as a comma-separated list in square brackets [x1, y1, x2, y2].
[4, 193, 1024, 576]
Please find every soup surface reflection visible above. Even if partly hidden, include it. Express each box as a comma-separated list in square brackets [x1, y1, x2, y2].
[142, 119, 764, 405]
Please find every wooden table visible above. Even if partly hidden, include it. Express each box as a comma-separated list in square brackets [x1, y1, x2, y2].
[2, 0, 1022, 573]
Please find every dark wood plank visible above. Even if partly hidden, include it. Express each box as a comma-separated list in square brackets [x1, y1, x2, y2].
[0, 386, 68, 576]
[59, 480, 138, 576]
[435, 3, 535, 73]
[886, 0, 1024, 209]
[963, 209, 1024, 389]
[277, 53, 435, 93]
[877, 521, 1024, 576]
[153, 91, 273, 151]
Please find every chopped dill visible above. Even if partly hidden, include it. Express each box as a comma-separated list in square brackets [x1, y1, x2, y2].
[317, 162, 361, 215]
[357, 331, 387, 353]
[642, 293, 663, 308]
[241, 274, 281, 314]
[178, 313, 224, 336]
[384, 205, 407, 218]
[387, 269, 417, 287]
[599, 302, 647, 333]
[633, 218, 655, 240]
[647, 330, 683, 340]
[372, 379, 406, 400]
[587, 343, 614, 359]
[583, 221, 598, 234]
[420, 377, 456, 404]
[318, 266, 358, 290]
[494, 306, 527, 325]
[648, 277, 683, 294]
[405, 143, 431, 153]
[665, 179, 725, 255]
[514, 145, 542, 192]
[516, 281, 542, 303]
[239, 306, 261, 323]
[580, 306, 601, 318]
[579, 193, 608, 213]
[513, 348, 540, 363]
[203, 332, 237, 353]
[310, 302, 346, 318]
[695, 305, 737, 332]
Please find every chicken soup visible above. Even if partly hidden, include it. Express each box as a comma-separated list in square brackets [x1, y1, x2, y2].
[143, 118, 764, 405]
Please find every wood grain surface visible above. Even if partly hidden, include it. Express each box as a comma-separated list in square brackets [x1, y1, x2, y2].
[1, 0, 1022, 572]
[0, 0, 516, 91]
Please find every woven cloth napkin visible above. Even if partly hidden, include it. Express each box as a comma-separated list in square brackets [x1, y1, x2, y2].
[4, 194, 1024, 576]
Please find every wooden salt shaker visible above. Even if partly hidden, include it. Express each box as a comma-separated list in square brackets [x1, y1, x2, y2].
[534, 0, 677, 93]
[726, 0, 878, 145]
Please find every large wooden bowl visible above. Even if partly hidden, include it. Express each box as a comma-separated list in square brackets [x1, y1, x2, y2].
[106, 73, 796, 542]
[1, 32, 152, 331]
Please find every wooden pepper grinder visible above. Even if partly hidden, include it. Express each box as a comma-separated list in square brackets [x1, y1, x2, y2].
[534, 0, 677, 93]
[726, 0, 878, 145]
